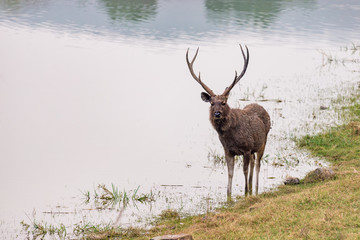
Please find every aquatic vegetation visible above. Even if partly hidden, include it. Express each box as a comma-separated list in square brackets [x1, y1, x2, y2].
[73, 221, 144, 239]
[83, 184, 156, 209]
[21, 219, 145, 239]
[21, 220, 67, 239]
[341, 43, 360, 54]
[20, 184, 156, 239]
[207, 149, 226, 166]
[319, 43, 360, 68]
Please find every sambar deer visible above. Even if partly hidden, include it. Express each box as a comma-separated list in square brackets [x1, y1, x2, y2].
[186, 45, 270, 199]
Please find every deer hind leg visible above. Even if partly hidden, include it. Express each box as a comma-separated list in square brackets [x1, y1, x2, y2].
[255, 143, 266, 195]
[243, 152, 251, 196]
[225, 152, 235, 202]
[248, 154, 255, 195]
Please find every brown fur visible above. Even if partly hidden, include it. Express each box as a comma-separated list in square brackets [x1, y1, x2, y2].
[212, 105, 268, 156]
[208, 95, 270, 197]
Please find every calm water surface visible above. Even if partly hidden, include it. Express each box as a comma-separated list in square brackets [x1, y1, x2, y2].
[1, 0, 360, 238]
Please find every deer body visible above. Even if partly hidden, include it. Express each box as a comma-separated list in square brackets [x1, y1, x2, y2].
[212, 103, 270, 197]
[213, 105, 267, 156]
[186, 45, 270, 198]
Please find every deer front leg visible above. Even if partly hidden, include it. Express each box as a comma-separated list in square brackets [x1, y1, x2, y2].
[225, 152, 235, 201]
[255, 143, 266, 195]
[255, 157, 261, 195]
[243, 152, 251, 196]
[248, 154, 255, 195]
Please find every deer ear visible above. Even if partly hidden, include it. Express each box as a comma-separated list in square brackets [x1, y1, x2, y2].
[201, 92, 211, 102]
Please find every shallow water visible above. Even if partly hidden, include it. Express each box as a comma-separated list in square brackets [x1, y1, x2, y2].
[0, 0, 360, 238]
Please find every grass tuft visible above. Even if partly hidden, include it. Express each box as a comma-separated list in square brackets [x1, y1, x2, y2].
[73, 221, 144, 239]
[158, 209, 180, 221]
[21, 219, 67, 239]
[83, 184, 155, 210]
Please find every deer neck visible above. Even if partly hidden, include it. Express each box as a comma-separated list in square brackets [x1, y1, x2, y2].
[211, 108, 245, 135]
[211, 112, 231, 134]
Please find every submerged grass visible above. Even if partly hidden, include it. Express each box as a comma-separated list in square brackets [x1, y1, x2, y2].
[21, 219, 67, 239]
[21, 185, 155, 239]
[83, 184, 155, 210]
[73, 221, 144, 239]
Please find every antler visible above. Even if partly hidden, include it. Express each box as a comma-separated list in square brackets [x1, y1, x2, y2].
[222, 44, 249, 96]
[186, 48, 215, 96]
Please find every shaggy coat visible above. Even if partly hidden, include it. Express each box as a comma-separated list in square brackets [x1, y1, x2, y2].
[211, 103, 270, 157]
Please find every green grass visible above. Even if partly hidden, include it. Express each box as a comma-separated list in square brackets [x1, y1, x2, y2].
[73, 221, 144, 239]
[21, 184, 155, 239]
[301, 130, 360, 166]
[21, 220, 67, 239]
[298, 100, 360, 169]
[83, 184, 155, 209]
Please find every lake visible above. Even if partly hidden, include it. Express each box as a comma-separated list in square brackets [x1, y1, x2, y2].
[0, 0, 360, 238]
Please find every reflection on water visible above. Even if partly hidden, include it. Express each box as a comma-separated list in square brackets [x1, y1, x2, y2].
[1, 0, 359, 43]
[100, 0, 157, 23]
[206, 0, 291, 28]
[0, 0, 360, 238]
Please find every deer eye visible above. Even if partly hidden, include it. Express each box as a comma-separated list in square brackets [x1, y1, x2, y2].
[211, 102, 214, 106]
[221, 102, 226, 105]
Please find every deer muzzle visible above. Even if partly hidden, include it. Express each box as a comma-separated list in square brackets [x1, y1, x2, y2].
[214, 111, 222, 119]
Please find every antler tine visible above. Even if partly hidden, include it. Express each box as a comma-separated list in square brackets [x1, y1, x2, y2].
[186, 48, 215, 96]
[222, 44, 249, 96]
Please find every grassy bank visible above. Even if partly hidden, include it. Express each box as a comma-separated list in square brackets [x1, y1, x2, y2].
[132, 91, 360, 240]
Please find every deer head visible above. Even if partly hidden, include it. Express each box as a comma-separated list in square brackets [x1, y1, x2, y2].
[186, 44, 249, 120]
